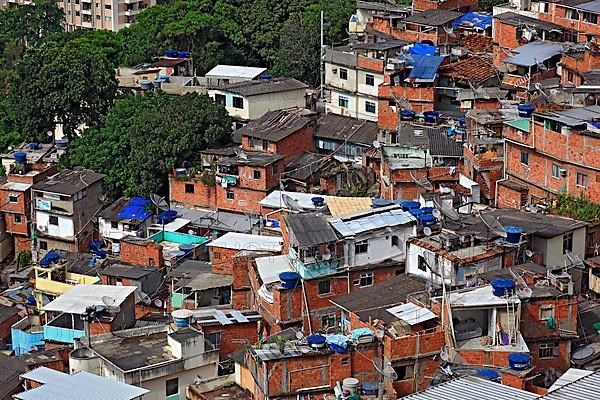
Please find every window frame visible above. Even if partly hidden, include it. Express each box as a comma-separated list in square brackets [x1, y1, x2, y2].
[365, 101, 376, 114]
[215, 94, 226, 106]
[226, 189, 235, 200]
[253, 170, 261, 180]
[166, 378, 179, 397]
[338, 95, 349, 108]
[576, 171, 589, 188]
[49, 216, 59, 226]
[8, 194, 18, 203]
[520, 151, 529, 166]
[339, 68, 348, 80]
[563, 232, 573, 254]
[110, 220, 119, 229]
[321, 314, 337, 329]
[538, 342, 559, 359]
[355, 240, 368, 254]
[359, 272, 374, 287]
[205, 331, 221, 348]
[185, 183, 195, 194]
[14, 214, 22, 224]
[365, 73, 375, 86]
[551, 163, 561, 179]
[232, 96, 244, 109]
[318, 279, 332, 295]
[539, 304, 555, 321]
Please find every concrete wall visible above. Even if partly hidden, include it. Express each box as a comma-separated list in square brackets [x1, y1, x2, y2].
[208, 89, 306, 121]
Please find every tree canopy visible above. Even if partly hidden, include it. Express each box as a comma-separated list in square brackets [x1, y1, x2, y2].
[62, 92, 232, 199]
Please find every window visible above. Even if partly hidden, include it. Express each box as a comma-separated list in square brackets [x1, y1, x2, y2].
[8, 194, 18, 203]
[552, 163, 561, 178]
[576, 171, 589, 188]
[96, 15, 101, 19]
[393, 364, 415, 380]
[339, 95, 349, 108]
[563, 232, 573, 254]
[252, 170, 262, 180]
[166, 378, 179, 397]
[539, 304, 555, 320]
[262, 140, 269, 151]
[391, 235, 400, 247]
[520, 151, 529, 165]
[540, 2, 549, 12]
[49, 216, 58, 226]
[318, 279, 331, 295]
[538, 342, 559, 358]
[365, 101, 376, 114]
[340, 68, 348, 80]
[321, 314, 336, 329]
[14, 214, 22, 224]
[226, 189, 235, 200]
[355, 240, 368, 254]
[359, 272, 374, 287]
[341, 357, 349, 366]
[39, 241, 47, 250]
[583, 11, 598, 23]
[418, 255, 428, 272]
[567, 71, 575, 83]
[215, 94, 226, 106]
[105, 3, 111, 8]
[365, 74, 375, 86]
[205, 332, 221, 348]
[183, 183, 195, 194]
[272, 163, 278, 175]
[111, 221, 118, 229]
[232, 96, 244, 109]
[566, 9, 579, 20]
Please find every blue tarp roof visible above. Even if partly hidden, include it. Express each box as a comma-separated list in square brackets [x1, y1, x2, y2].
[452, 11, 492, 31]
[116, 196, 153, 221]
[409, 43, 437, 56]
[406, 55, 445, 81]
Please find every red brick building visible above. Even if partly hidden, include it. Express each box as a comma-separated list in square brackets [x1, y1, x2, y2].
[560, 42, 600, 88]
[499, 106, 600, 206]
[119, 236, 164, 267]
[413, 0, 477, 12]
[372, 10, 463, 45]
[237, 108, 316, 164]
[538, 0, 600, 43]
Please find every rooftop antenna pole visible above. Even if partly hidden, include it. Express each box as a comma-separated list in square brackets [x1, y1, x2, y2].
[320, 9, 325, 100]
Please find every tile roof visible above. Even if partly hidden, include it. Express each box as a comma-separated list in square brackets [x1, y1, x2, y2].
[234, 108, 315, 142]
[439, 56, 497, 84]
[216, 78, 307, 97]
[286, 213, 339, 247]
[327, 197, 373, 217]
[459, 35, 493, 53]
[403, 9, 464, 26]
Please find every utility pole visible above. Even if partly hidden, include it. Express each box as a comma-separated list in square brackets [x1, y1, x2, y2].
[320, 9, 325, 100]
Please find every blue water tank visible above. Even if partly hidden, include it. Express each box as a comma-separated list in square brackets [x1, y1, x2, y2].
[29, 143, 39, 150]
[421, 207, 435, 214]
[505, 226, 523, 244]
[95, 250, 107, 259]
[153, 79, 163, 89]
[306, 334, 326, 349]
[178, 51, 190, 58]
[476, 369, 500, 380]
[279, 272, 300, 289]
[419, 214, 436, 226]
[311, 197, 325, 207]
[179, 244, 195, 258]
[518, 104, 535, 117]
[491, 279, 515, 297]
[400, 110, 416, 121]
[260, 73, 273, 80]
[400, 201, 421, 211]
[13, 152, 27, 164]
[508, 353, 530, 370]
[409, 209, 425, 218]
[172, 309, 193, 327]
[55, 139, 69, 149]
[165, 49, 178, 58]
[140, 80, 154, 90]
[423, 111, 440, 123]
[90, 240, 103, 251]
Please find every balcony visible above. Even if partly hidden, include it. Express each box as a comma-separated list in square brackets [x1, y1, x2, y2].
[44, 313, 85, 344]
[289, 248, 342, 279]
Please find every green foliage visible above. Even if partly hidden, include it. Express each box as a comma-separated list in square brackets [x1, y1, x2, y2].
[8, 39, 117, 142]
[551, 192, 600, 222]
[478, 0, 506, 11]
[17, 251, 32, 268]
[63, 92, 232, 199]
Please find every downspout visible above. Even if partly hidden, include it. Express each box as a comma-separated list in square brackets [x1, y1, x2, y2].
[301, 278, 312, 333]
[494, 130, 509, 207]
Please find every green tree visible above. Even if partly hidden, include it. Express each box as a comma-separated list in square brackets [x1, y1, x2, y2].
[63, 92, 232, 198]
[9, 40, 117, 142]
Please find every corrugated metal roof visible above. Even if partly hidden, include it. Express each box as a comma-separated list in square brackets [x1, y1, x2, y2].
[330, 207, 415, 237]
[20, 367, 65, 384]
[534, 105, 600, 127]
[207, 232, 282, 252]
[399, 375, 538, 400]
[286, 213, 339, 246]
[205, 65, 266, 79]
[547, 369, 594, 392]
[504, 41, 564, 67]
[540, 370, 600, 399]
[406, 55, 445, 81]
[260, 190, 331, 210]
[505, 119, 531, 132]
[575, 0, 600, 12]
[386, 302, 436, 325]
[255, 255, 293, 284]
[16, 368, 149, 400]
[43, 285, 136, 315]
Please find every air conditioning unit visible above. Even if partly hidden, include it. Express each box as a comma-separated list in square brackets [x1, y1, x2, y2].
[38, 225, 48, 232]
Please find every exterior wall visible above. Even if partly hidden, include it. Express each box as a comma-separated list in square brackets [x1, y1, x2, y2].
[208, 89, 307, 121]
[36, 211, 75, 239]
[326, 88, 358, 118]
[378, 85, 436, 129]
[170, 175, 217, 209]
[241, 125, 315, 165]
[413, 0, 477, 11]
[120, 238, 164, 267]
[497, 183, 527, 209]
[61, 0, 156, 32]
[137, 364, 218, 400]
[0, 311, 18, 342]
[198, 321, 258, 360]
[343, 225, 416, 268]
[215, 185, 268, 214]
[539, 3, 600, 42]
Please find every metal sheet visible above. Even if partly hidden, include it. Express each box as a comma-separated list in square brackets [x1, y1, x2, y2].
[230, 310, 250, 323]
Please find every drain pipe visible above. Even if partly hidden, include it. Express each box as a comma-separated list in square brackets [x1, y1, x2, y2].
[494, 137, 509, 207]
[301, 278, 312, 332]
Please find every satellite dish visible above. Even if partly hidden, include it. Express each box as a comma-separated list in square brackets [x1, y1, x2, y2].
[432, 196, 460, 221]
[102, 295, 121, 314]
[525, 249, 534, 258]
[375, 329, 385, 339]
[432, 209, 442, 219]
[47, 130, 53, 137]
[281, 193, 306, 212]
[153, 299, 163, 308]
[381, 362, 398, 380]
[440, 346, 449, 362]
[423, 227, 432, 236]
[150, 193, 170, 211]
[138, 291, 152, 305]
[234, 148, 248, 160]
[98, 194, 106, 203]
[295, 331, 304, 340]
[478, 212, 508, 238]
[372, 140, 381, 149]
